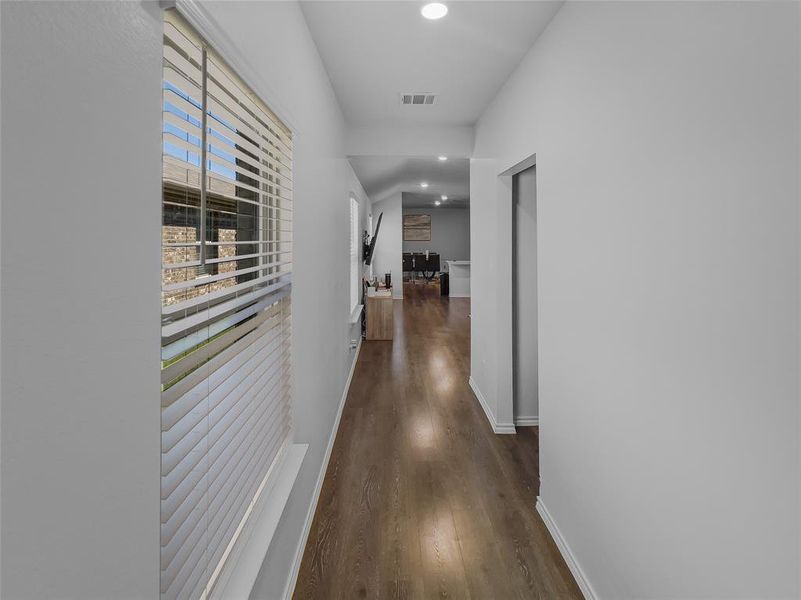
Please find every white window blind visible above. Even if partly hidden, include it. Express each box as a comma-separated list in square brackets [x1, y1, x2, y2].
[350, 196, 360, 314]
[161, 10, 293, 600]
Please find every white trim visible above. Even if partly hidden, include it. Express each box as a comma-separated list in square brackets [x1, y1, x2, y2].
[449, 292, 471, 298]
[500, 152, 537, 178]
[497, 152, 538, 438]
[210, 443, 308, 600]
[536, 498, 599, 600]
[514, 415, 539, 426]
[172, 0, 300, 135]
[468, 375, 516, 434]
[282, 339, 363, 600]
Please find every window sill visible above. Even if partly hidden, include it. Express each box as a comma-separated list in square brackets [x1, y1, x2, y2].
[349, 304, 363, 324]
[211, 443, 307, 600]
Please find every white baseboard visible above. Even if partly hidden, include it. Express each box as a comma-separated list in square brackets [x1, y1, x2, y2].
[536, 497, 598, 600]
[468, 375, 516, 434]
[282, 339, 362, 600]
[514, 415, 539, 426]
[449, 293, 471, 298]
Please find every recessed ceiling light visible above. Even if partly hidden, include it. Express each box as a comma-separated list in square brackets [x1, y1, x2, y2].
[420, 182, 429, 188]
[438, 155, 448, 161]
[441, 195, 448, 201]
[434, 200, 441, 206]
[421, 2, 448, 20]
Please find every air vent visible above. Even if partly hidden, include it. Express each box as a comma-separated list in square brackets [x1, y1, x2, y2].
[400, 93, 437, 106]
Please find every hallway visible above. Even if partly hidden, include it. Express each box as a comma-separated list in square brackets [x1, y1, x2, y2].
[294, 283, 581, 599]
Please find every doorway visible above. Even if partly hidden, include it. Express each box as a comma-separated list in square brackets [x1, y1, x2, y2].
[512, 165, 538, 425]
[347, 155, 471, 302]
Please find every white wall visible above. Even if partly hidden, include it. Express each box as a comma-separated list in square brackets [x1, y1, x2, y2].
[1, 1, 369, 598]
[1, 2, 162, 597]
[346, 124, 474, 158]
[472, 2, 800, 598]
[470, 160, 515, 428]
[402, 206, 470, 264]
[371, 193, 403, 298]
[193, 3, 371, 597]
[191, 1, 369, 600]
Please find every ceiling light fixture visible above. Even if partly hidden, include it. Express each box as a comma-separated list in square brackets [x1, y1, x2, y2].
[441, 195, 448, 201]
[420, 182, 429, 188]
[438, 155, 448, 161]
[434, 200, 441, 206]
[421, 2, 448, 20]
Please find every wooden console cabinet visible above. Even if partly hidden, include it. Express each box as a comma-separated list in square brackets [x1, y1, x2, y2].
[366, 293, 394, 340]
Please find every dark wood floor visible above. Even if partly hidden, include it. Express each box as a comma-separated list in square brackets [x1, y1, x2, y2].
[294, 281, 582, 599]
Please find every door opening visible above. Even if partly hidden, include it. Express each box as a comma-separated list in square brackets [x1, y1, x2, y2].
[512, 164, 538, 426]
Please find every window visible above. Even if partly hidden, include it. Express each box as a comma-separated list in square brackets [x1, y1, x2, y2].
[160, 10, 293, 600]
[350, 195, 360, 315]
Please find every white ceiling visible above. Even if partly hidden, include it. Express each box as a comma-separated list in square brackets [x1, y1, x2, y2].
[349, 155, 470, 207]
[300, 1, 563, 127]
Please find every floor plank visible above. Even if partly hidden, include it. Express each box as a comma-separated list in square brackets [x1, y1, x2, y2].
[294, 281, 582, 600]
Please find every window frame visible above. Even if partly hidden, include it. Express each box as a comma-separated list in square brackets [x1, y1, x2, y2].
[349, 194, 361, 317]
[160, 10, 294, 600]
